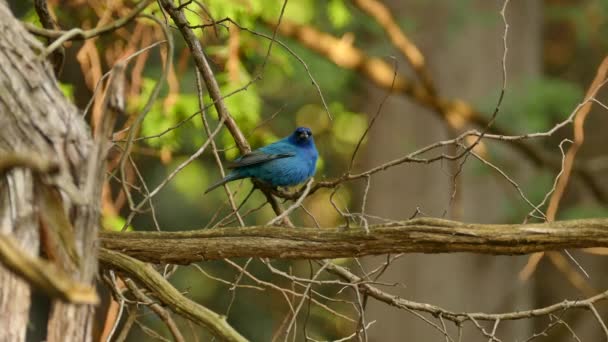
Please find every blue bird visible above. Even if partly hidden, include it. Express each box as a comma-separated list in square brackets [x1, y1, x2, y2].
[204, 127, 318, 194]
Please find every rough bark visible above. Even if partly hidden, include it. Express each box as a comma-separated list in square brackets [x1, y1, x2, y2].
[0, 2, 96, 341]
[99, 218, 608, 263]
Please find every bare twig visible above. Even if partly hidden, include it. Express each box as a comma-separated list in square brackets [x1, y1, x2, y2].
[99, 248, 248, 342]
[124, 278, 186, 342]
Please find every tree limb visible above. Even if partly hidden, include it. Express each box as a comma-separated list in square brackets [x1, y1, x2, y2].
[323, 261, 608, 322]
[0, 234, 98, 304]
[100, 218, 608, 263]
[99, 249, 248, 342]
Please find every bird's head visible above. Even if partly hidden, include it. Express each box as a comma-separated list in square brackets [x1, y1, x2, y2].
[288, 127, 314, 146]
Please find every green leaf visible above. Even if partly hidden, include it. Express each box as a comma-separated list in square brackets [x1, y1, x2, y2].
[484, 77, 583, 133]
[327, 0, 351, 29]
[102, 214, 133, 232]
[58, 82, 75, 102]
[331, 103, 368, 146]
[561, 205, 608, 220]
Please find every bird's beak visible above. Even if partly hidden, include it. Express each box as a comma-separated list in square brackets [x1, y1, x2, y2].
[299, 131, 309, 139]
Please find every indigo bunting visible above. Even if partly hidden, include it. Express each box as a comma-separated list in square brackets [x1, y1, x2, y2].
[204, 127, 318, 193]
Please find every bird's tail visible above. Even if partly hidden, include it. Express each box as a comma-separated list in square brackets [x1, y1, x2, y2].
[204, 173, 243, 194]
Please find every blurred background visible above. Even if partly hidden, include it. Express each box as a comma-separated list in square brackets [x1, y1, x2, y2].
[12, 0, 608, 340]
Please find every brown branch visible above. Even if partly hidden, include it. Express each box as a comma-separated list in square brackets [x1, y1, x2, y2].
[546, 55, 608, 220]
[98, 249, 248, 342]
[159, 0, 248, 154]
[0, 153, 59, 175]
[325, 259, 608, 323]
[0, 234, 98, 304]
[33, 0, 64, 74]
[520, 56, 608, 282]
[100, 218, 608, 263]
[351, 0, 434, 93]
[124, 278, 185, 342]
[25, 0, 154, 41]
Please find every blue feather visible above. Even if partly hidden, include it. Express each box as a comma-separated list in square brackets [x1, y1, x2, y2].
[205, 127, 318, 194]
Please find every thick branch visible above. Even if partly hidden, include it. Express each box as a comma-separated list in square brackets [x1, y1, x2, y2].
[100, 218, 608, 263]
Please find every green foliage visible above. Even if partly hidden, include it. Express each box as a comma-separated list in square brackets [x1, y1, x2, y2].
[204, 0, 262, 26]
[19, 7, 39, 24]
[171, 159, 210, 201]
[545, 1, 608, 51]
[137, 78, 202, 151]
[331, 102, 368, 153]
[488, 77, 583, 133]
[58, 82, 75, 102]
[561, 205, 608, 220]
[212, 68, 263, 159]
[102, 214, 133, 231]
[200, 0, 315, 26]
[327, 0, 351, 29]
[259, 0, 315, 24]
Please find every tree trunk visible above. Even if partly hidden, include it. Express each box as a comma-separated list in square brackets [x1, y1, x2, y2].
[0, 2, 97, 341]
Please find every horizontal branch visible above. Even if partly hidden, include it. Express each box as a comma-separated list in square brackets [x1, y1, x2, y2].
[100, 218, 608, 263]
[324, 260, 608, 322]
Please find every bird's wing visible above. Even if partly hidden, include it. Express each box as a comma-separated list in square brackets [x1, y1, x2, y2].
[226, 151, 295, 169]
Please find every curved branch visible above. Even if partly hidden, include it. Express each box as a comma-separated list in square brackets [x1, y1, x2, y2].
[546, 56, 608, 220]
[25, 0, 155, 40]
[324, 261, 608, 322]
[100, 218, 608, 263]
[99, 249, 248, 342]
[0, 234, 98, 304]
